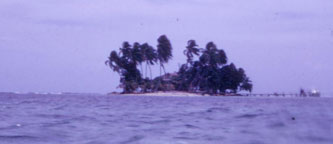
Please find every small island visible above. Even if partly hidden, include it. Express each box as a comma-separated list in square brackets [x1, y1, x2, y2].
[106, 35, 253, 96]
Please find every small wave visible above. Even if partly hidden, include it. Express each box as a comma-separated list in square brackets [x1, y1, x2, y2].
[40, 120, 70, 127]
[240, 130, 259, 135]
[202, 135, 225, 141]
[120, 135, 144, 144]
[173, 136, 196, 140]
[206, 107, 230, 113]
[0, 125, 21, 130]
[53, 105, 68, 110]
[235, 114, 261, 119]
[150, 119, 171, 124]
[35, 114, 68, 119]
[184, 124, 200, 129]
[247, 140, 265, 144]
[297, 135, 333, 143]
[268, 122, 286, 128]
[126, 124, 140, 128]
[0, 135, 38, 141]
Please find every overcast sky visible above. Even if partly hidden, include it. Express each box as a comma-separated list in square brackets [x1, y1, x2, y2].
[1, 0, 333, 95]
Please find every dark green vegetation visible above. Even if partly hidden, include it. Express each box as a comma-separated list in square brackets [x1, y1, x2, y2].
[106, 35, 252, 95]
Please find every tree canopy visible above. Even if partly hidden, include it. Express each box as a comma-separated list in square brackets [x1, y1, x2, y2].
[106, 35, 253, 94]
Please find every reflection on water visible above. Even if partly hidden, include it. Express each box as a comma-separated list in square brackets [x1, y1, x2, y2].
[0, 94, 332, 144]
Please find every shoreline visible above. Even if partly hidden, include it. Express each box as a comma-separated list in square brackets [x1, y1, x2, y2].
[121, 91, 205, 97]
[108, 91, 325, 98]
[108, 91, 242, 97]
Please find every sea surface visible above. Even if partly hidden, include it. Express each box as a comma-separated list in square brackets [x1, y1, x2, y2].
[0, 94, 332, 144]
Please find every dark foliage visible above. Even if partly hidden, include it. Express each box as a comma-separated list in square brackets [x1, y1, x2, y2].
[157, 35, 173, 63]
[175, 42, 252, 94]
[106, 35, 253, 94]
[184, 40, 200, 64]
[157, 35, 173, 75]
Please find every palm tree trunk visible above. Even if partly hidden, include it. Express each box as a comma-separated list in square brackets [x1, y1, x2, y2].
[159, 61, 162, 77]
[140, 63, 143, 77]
[149, 64, 152, 80]
[145, 62, 148, 78]
[162, 64, 166, 75]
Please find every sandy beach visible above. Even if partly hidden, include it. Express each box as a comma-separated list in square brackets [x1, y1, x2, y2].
[118, 91, 206, 97]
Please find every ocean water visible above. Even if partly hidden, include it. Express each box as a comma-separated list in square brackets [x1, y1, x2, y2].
[0, 94, 332, 144]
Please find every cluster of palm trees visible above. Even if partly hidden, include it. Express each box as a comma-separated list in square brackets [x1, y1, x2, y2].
[105, 35, 172, 93]
[106, 35, 252, 94]
[174, 41, 253, 94]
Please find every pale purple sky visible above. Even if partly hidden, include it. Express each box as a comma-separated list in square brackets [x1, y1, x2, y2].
[0, 0, 333, 95]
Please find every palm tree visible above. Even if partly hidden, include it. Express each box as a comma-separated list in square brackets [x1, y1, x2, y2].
[105, 51, 121, 72]
[107, 42, 147, 93]
[119, 42, 132, 61]
[141, 43, 157, 79]
[219, 63, 240, 93]
[157, 35, 172, 76]
[139, 43, 148, 78]
[200, 42, 227, 68]
[240, 77, 252, 92]
[182, 42, 231, 94]
[132, 42, 144, 74]
[183, 40, 200, 65]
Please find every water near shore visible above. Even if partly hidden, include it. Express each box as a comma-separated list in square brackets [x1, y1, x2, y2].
[0, 94, 332, 144]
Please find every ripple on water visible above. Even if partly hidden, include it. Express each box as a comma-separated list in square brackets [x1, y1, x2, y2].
[202, 135, 225, 141]
[297, 135, 333, 143]
[150, 119, 171, 124]
[120, 135, 145, 144]
[248, 140, 265, 144]
[240, 130, 260, 135]
[126, 124, 140, 128]
[175, 131, 202, 141]
[53, 105, 68, 110]
[0, 135, 39, 142]
[206, 107, 230, 113]
[235, 114, 261, 119]
[40, 120, 70, 128]
[268, 122, 286, 128]
[184, 124, 200, 129]
[173, 136, 196, 140]
[85, 140, 108, 144]
[35, 114, 68, 119]
[0, 125, 24, 130]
